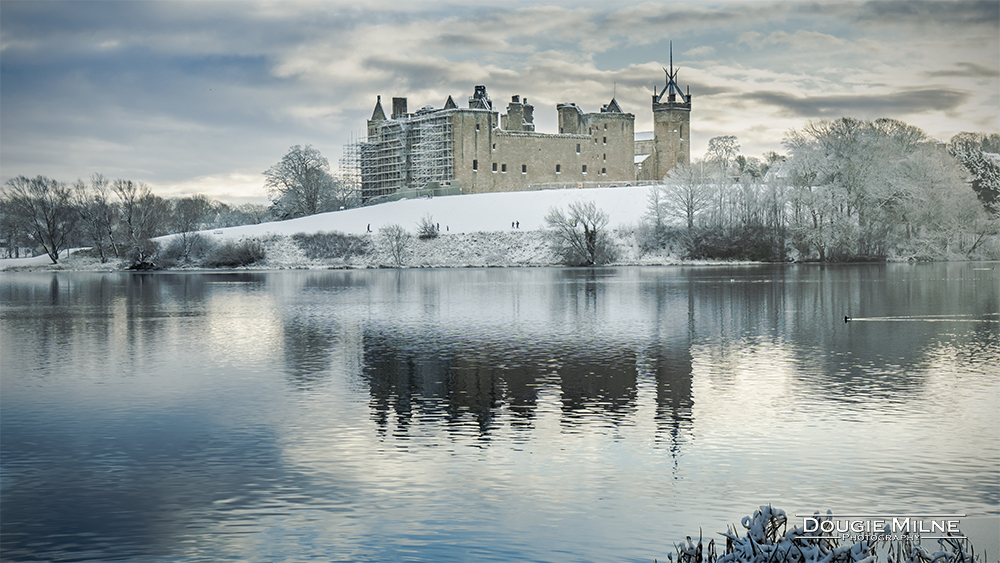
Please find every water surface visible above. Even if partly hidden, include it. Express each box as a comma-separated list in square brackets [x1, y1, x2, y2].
[2, 264, 998, 561]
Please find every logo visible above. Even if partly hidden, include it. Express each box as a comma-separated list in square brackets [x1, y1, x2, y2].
[794, 513, 967, 543]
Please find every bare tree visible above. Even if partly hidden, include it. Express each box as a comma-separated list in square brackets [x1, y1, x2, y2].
[113, 179, 169, 266]
[379, 224, 409, 267]
[545, 200, 616, 266]
[73, 173, 119, 262]
[171, 194, 214, 260]
[2, 175, 78, 263]
[660, 163, 713, 230]
[264, 145, 340, 218]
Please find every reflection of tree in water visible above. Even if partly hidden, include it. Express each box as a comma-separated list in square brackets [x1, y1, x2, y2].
[555, 349, 637, 424]
[281, 319, 338, 388]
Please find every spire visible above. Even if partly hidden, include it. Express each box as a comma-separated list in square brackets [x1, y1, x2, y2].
[371, 95, 386, 121]
[443, 95, 457, 110]
[654, 41, 691, 105]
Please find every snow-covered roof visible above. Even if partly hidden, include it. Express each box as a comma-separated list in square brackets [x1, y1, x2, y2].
[634, 131, 654, 141]
[634, 154, 650, 164]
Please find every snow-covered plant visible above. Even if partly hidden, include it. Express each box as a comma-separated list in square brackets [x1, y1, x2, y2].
[544, 200, 617, 266]
[663, 506, 980, 563]
[417, 214, 439, 239]
[379, 224, 409, 267]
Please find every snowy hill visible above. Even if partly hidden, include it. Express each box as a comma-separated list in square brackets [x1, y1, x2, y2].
[201, 186, 652, 240]
[1, 186, 669, 270]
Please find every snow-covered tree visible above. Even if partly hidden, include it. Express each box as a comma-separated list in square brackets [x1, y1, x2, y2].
[949, 132, 1000, 214]
[545, 200, 616, 266]
[264, 145, 342, 219]
[379, 224, 409, 267]
[658, 163, 712, 230]
[784, 117, 993, 260]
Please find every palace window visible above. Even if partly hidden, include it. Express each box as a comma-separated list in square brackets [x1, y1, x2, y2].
[473, 159, 478, 171]
[556, 164, 561, 174]
[522, 164, 527, 174]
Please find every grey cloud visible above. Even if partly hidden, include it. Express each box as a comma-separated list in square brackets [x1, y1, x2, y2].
[924, 62, 1000, 79]
[749, 88, 970, 118]
[853, 0, 999, 28]
[603, 2, 790, 32]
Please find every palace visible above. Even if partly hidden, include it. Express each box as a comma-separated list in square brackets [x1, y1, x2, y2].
[353, 56, 691, 202]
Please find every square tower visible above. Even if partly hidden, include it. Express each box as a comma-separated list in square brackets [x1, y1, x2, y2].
[651, 45, 691, 180]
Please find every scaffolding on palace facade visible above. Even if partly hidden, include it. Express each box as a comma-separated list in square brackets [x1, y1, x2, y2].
[337, 133, 363, 207]
[346, 111, 455, 203]
[409, 113, 454, 191]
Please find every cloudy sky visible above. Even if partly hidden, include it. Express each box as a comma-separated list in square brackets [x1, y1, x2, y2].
[1, 0, 997, 204]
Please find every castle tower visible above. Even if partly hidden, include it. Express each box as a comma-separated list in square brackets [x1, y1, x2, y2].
[651, 43, 691, 180]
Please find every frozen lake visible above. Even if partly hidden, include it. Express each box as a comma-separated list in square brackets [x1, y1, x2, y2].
[1, 264, 998, 561]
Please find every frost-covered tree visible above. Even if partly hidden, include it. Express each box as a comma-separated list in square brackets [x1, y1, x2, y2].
[784, 117, 993, 260]
[545, 200, 616, 266]
[948, 132, 1000, 214]
[379, 224, 409, 267]
[264, 145, 341, 219]
[658, 163, 712, 230]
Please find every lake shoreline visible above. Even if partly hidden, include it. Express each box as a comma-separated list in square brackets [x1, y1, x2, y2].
[4, 228, 988, 273]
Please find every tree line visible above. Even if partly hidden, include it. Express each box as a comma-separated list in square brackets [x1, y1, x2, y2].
[1, 174, 270, 265]
[646, 120, 999, 262]
[1, 144, 356, 266]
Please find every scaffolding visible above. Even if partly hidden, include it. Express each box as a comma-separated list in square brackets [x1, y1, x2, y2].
[349, 111, 455, 203]
[410, 113, 454, 190]
[337, 132, 363, 207]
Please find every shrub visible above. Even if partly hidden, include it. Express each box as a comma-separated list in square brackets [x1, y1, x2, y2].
[684, 225, 781, 261]
[160, 233, 215, 267]
[123, 239, 161, 270]
[291, 231, 369, 260]
[417, 214, 439, 239]
[201, 237, 266, 268]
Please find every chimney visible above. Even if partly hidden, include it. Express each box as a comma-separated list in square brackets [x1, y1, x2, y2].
[392, 97, 408, 119]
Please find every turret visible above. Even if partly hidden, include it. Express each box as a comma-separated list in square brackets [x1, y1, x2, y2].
[651, 42, 692, 179]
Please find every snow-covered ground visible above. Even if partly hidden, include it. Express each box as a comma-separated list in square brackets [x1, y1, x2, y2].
[196, 185, 652, 239]
[1, 186, 685, 271]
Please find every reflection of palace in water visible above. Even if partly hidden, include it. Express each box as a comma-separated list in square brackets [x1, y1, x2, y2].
[359, 330, 694, 443]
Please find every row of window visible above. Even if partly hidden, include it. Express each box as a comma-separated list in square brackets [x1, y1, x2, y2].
[471, 160, 607, 175]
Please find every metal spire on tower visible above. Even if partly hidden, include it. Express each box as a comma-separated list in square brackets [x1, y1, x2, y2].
[655, 41, 689, 104]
